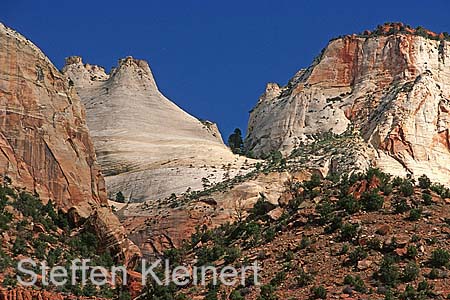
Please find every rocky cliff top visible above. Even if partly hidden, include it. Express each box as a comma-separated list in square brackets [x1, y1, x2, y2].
[353, 22, 449, 41]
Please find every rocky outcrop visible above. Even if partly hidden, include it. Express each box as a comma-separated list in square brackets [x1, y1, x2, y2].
[246, 23, 450, 184]
[0, 23, 140, 266]
[63, 56, 255, 202]
[119, 170, 309, 257]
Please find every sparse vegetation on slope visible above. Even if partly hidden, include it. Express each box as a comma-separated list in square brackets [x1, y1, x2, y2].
[150, 169, 450, 299]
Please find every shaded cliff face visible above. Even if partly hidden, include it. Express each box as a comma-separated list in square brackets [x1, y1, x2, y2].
[0, 25, 106, 216]
[246, 24, 450, 184]
[63, 57, 255, 202]
[0, 23, 140, 267]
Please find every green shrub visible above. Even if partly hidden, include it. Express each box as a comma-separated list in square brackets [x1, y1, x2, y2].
[264, 228, 276, 243]
[392, 177, 403, 187]
[400, 181, 414, 197]
[284, 250, 294, 262]
[408, 208, 422, 221]
[12, 237, 27, 255]
[299, 235, 312, 250]
[339, 244, 349, 255]
[2, 275, 17, 287]
[295, 269, 313, 287]
[325, 215, 342, 234]
[348, 247, 368, 265]
[417, 279, 433, 294]
[418, 175, 431, 189]
[230, 290, 245, 300]
[115, 191, 125, 203]
[224, 247, 241, 264]
[343, 275, 366, 293]
[393, 198, 410, 214]
[310, 286, 327, 299]
[381, 183, 393, 196]
[378, 256, 399, 286]
[33, 239, 47, 259]
[401, 285, 416, 300]
[367, 237, 382, 251]
[430, 248, 450, 267]
[337, 195, 360, 214]
[304, 174, 322, 190]
[430, 183, 450, 198]
[270, 271, 286, 286]
[316, 200, 334, 225]
[406, 245, 418, 259]
[422, 192, 433, 206]
[361, 189, 384, 211]
[340, 223, 358, 242]
[402, 261, 420, 282]
[0, 211, 12, 230]
[0, 250, 12, 272]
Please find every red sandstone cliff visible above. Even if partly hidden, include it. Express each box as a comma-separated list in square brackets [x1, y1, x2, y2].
[0, 23, 140, 266]
[246, 23, 450, 184]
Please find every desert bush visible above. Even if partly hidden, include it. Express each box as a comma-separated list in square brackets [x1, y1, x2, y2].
[400, 180, 414, 197]
[377, 256, 400, 286]
[304, 174, 322, 190]
[393, 198, 410, 214]
[406, 245, 418, 259]
[337, 195, 360, 214]
[340, 223, 359, 242]
[310, 286, 327, 299]
[430, 248, 450, 268]
[343, 275, 366, 292]
[418, 175, 431, 189]
[408, 208, 422, 221]
[422, 192, 433, 206]
[361, 189, 384, 211]
[402, 261, 420, 282]
[295, 268, 314, 287]
[348, 247, 368, 265]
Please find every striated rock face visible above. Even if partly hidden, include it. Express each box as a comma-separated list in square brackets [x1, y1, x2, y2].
[0, 23, 140, 266]
[246, 23, 450, 184]
[63, 56, 254, 202]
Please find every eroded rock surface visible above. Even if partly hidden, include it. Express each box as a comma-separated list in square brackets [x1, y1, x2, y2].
[0, 23, 140, 267]
[63, 56, 255, 202]
[246, 23, 450, 183]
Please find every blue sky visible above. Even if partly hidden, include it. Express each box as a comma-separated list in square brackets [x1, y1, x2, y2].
[3, 0, 450, 139]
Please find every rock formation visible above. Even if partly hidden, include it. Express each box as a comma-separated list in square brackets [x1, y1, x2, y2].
[246, 23, 450, 184]
[63, 56, 254, 202]
[118, 169, 309, 257]
[0, 23, 140, 266]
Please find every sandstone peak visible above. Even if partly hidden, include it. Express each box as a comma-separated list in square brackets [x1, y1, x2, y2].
[64, 55, 159, 91]
[246, 25, 450, 185]
[258, 82, 281, 103]
[64, 55, 83, 66]
[110, 55, 158, 90]
[64, 56, 256, 202]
